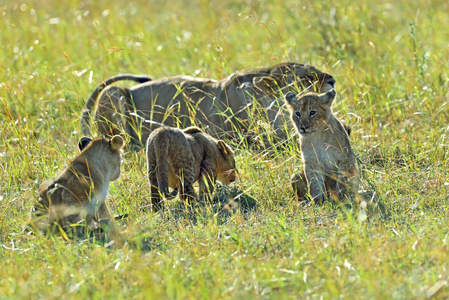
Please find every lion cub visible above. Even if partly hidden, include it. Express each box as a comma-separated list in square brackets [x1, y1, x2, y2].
[29, 135, 124, 239]
[146, 126, 236, 210]
[285, 90, 358, 203]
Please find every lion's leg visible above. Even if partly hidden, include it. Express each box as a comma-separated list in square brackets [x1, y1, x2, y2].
[198, 159, 216, 202]
[96, 202, 121, 236]
[325, 174, 341, 203]
[149, 169, 163, 211]
[155, 165, 170, 199]
[96, 201, 114, 226]
[146, 157, 163, 210]
[123, 101, 145, 151]
[198, 175, 216, 204]
[150, 185, 163, 211]
[304, 164, 326, 204]
[324, 164, 360, 203]
[57, 188, 91, 236]
[290, 171, 308, 201]
[198, 173, 215, 201]
[178, 167, 196, 203]
[96, 86, 127, 137]
[93, 201, 124, 245]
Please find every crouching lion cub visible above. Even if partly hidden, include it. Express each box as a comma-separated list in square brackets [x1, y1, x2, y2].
[285, 90, 359, 203]
[28, 135, 125, 241]
[146, 126, 236, 210]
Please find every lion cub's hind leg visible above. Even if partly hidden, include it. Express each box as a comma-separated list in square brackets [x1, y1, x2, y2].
[147, 160, 164, 211]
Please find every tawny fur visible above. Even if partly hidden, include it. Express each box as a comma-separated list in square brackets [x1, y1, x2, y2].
[146, 126, 236, 210]
[81, 63, 335, 149]
[291, 171, 308, 201]
[285, 90, 359, 203]
[29, 135, 124, 240]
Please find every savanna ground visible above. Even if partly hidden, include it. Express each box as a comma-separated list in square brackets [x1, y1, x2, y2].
[1, 0, 448, 298]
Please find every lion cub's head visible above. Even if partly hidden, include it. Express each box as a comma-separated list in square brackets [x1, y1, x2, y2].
[216, 140, 236, 185]
[284, 90, 336, 136]
[78, 135, 125, 182]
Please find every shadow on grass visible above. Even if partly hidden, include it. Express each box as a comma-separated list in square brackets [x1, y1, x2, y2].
[119, 185, 259, 252]
[154, 185, 259, 224]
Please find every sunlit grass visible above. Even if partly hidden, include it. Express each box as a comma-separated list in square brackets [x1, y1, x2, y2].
[1, 0, 448, 298]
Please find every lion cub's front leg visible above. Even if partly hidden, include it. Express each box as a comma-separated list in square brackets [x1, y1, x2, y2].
[198, 159, 217, 202]
[96, 201, 123, 243]
[291, 171, 308, 201]
[177, 166, 197, 203]
[304, 164, 326, 204]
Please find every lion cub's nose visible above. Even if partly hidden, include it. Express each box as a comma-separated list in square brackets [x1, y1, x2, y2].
[229, 171, 236, 183]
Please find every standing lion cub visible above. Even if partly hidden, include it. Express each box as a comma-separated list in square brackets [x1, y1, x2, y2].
[285, 90, 358, 203]
[146, 126, 236, 210]
[29, 135, 124, 240]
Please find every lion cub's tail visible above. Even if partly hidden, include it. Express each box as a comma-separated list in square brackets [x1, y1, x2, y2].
[80, 74, 152, 136]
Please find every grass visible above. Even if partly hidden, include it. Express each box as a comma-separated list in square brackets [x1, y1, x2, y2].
[1, 0, 448, 298]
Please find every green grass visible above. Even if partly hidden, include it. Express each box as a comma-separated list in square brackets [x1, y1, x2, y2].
[1, 0, 448, 298]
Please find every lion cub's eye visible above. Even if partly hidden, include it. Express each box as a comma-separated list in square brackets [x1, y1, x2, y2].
[295, 112, 301, 118]
[309, 111, 317, 117]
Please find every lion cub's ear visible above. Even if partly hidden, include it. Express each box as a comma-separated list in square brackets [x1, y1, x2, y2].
[217, 140, 233, 157]
[79, 137, 92, 151]
[318, 89, 336, 105]
[285, 91, 297, 105]
[252, 76, 278, 92]
[110, 135, 125, 151]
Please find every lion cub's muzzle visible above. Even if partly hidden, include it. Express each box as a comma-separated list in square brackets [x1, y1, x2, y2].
[228, 170, 237, 183]
[299, 125, 308, 135]
[223, 169, 237, 185]
[299, 124, 315, 135]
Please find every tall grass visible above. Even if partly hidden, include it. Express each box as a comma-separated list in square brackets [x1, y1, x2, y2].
[1, 0, 448, 298]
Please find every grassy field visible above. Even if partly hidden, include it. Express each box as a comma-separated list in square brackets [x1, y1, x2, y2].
[1, 0, 448, 298]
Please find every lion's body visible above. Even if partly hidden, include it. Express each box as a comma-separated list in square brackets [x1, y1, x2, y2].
[146, 126, 236, 210]
[81, 63, 335, 149]
[29, 136, 124, 238]
[285, 91, 358, 203]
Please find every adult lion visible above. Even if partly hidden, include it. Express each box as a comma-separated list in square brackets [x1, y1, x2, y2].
[80, 62, 335, 149]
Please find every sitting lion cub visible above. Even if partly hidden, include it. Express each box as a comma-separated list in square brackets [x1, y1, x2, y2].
[146, 126, 236, 210]
[285, 90, 358, 203]
[29, 135, 125, 240]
